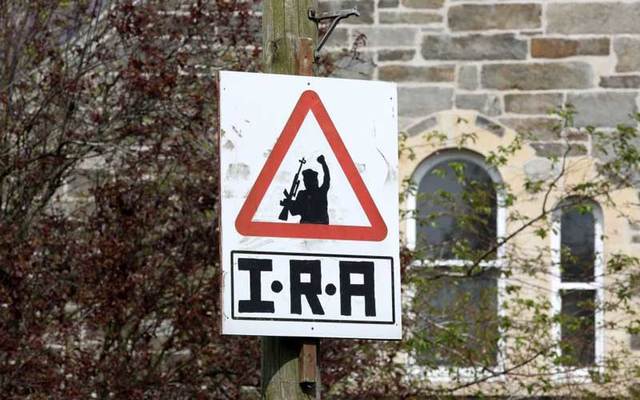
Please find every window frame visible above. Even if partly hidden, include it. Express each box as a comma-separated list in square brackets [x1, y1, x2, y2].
[550, 199, 605, 380]
[405, 149, 507, 381]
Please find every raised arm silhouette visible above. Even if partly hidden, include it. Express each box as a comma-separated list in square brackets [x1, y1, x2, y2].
[279, 155, 330, 224]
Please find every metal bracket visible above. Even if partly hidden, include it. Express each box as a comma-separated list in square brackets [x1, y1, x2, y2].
[308, 8, 360, 56]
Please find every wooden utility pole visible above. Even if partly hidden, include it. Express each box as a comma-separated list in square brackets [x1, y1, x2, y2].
[261, 1, 318, 399]
[262, 0, 316, 77]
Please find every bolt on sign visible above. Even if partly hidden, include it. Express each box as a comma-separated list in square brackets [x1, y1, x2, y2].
[218, 71, 400, 339]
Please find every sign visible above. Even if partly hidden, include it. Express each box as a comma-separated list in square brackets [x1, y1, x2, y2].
[219, 71, 400, 339]
[234, 90, 387, 241]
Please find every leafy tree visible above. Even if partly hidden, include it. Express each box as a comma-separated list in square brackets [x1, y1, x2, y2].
[2, 1, 639, 399]
[1, 1, 261, 398]
[324, 110, 640, 398]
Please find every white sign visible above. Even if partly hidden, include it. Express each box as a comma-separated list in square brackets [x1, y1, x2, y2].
[219, 71, 400, 339]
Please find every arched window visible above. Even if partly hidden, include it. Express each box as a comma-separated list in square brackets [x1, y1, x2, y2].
[415, 153, 497, 259]
[407, 150, 504, 371]
[551, 198, 604, 370]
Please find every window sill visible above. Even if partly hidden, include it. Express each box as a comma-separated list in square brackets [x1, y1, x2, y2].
[406, 362, 506, 384]
[551, 365, 604, 383]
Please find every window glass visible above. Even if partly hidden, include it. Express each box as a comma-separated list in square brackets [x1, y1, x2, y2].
[560, 290, 596, 367]
[560, 206, 595, 282]
[416, 159, 496, 259]
[412, 153, 501, 370]
[413, 268, 499, 368]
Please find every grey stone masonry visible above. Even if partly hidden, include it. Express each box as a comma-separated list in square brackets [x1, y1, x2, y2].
[422, 34, 527, 61]
[458, 65, 478, 91]
[379, 65, 454, 82]
[406, 117, 437, 137]
[350, 27, 416, 47]
[476, 116, 505, 137]
[319, 0, 640, 166]
[378, 0, 398, 7]
[632, 334, 640, 351]
[379, 11, 441, 25]
[615, 38, 640, 72]
[482, 63, 593, 90]
[402, 0, 443, 9]
[530, 143, 588, 158]
[398, 87, 453, 117]
[378, 49, 415, 62]
[319, 0, 640, 354]
[566, 92, 639, 127]
[531, 38, 609, 59]
[456, 94, 501, 116]
[448, 4, 541, 31]
[505, 93, 564, 115]
[600, 76, 640, 89]
[548, 3, 640, 34]
[324, 27, 348, 48]
[331, 51, 376, 80]
[499, 117, 562, 141]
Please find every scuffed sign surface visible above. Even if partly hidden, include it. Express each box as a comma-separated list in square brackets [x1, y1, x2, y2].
[219, 71, 400, 339]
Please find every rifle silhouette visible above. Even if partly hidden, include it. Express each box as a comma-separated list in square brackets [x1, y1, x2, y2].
[278, 158, 306, 221]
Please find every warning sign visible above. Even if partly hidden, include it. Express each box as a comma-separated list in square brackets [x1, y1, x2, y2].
[219, 71, 400, 339]
[235, 90, 387, 241]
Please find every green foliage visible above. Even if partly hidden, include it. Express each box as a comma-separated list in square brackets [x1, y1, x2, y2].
[0, 2, 261, 398]
[2, 2, 640, 397]
[373, 107, 640, 398]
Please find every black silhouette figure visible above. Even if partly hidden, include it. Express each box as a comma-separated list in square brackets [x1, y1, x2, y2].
[278, 157, 306, 221]
[279, 155, 330, 224]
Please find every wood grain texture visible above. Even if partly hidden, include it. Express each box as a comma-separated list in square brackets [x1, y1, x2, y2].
[261, 1, 318, 399]
[262, 0, 317, 75]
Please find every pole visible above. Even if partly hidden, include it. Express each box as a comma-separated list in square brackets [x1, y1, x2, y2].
[261, 1, 319, 399]
[262, 0, 316, 76]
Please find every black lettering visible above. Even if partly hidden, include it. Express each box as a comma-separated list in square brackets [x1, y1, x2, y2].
[290, 260, 324, 315]
[238, 258, 274, 313]
[339, 261, 376, 317]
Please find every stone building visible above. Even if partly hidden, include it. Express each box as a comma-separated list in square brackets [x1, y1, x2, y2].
[319, 0, 640, 394]
[45, 0, 638, 396]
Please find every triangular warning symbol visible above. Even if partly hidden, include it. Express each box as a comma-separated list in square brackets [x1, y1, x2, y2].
[235, 90, 388, 241]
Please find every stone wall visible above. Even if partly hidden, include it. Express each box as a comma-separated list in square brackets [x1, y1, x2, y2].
[320, 0, 640, 352]
[321, 0, 640, 157]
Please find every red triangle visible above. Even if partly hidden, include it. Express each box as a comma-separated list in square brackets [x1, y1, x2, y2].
[235, 90, 388, 241]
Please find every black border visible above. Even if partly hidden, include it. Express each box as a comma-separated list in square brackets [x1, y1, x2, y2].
[230, 250, 396, 325]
